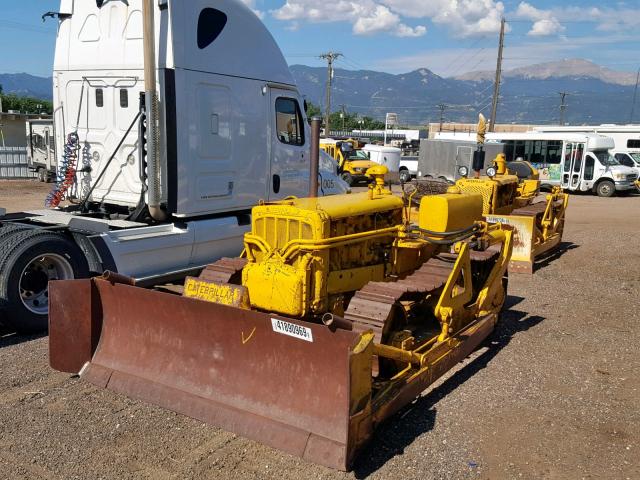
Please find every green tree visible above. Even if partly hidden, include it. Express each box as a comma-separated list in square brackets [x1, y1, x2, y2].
[305, 101, 384, 130]
[303, 101, 322, 119]
[0, 93, 52, 114]
[329, 111, 384, 130]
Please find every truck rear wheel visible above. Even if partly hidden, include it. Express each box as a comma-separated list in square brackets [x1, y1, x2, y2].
[0, 223, 27, 242]
[595, 180, 615, 197]
[0, 230, 90, 333]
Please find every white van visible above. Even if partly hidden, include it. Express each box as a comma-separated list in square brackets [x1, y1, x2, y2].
[486, 132, 638, 197]
[534, 125, 640, 179]
[361, 145, 401, 181]
[612, 151, 640, 177]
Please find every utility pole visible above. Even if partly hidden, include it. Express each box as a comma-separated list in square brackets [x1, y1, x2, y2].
[630, 68, 640, 123]
[489, 17, 505, 132]
[437, 104, 448, 132]
[319, 52, 342, 136]
[558, 92, 569, 125]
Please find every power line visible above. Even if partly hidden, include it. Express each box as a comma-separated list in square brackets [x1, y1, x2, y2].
[437, 104, 449, 131]
[489, 17, 506, 132]
[0, 20, 55, 35]
[438, 36, 487, 79]
[558, 92, 569, 125]
[318, 52, 342, 134]
[630, 68, 640, 123]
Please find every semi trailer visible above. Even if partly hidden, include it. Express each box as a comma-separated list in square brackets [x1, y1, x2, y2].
[0, 0, 346, 332]
[417, 138, 506, 183]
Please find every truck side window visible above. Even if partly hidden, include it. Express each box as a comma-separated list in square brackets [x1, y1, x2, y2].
[120, 89, 128, 108]
[96, 88, 104, 108]
[615, 153, 632, 167]
[275, 98, 304, 146]
[627, 139, 640, 149]
[584, 155, 595, 181]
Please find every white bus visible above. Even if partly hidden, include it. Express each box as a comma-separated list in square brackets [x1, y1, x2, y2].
[533, 125, 640, 172]
[485, 132, 638, 197]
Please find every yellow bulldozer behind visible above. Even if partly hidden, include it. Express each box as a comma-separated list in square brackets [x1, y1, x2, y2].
[50, 168, 513, 470]
[410, 153, 569, 274]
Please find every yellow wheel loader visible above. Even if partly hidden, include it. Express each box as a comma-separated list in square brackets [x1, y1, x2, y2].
[50, 166, 513, 471]
[410, 153, 569, 274]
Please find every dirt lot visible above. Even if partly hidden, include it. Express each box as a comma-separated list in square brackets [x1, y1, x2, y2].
[0, 180, 52, 213]
[1, 180, 639, 479]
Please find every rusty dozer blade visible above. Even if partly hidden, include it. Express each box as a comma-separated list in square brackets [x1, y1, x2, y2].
[486, 190, 568, 274]
[49, 278, 497, 470]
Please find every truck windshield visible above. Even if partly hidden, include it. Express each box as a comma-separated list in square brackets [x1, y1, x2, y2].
[630, 152, 640, 165]
[347, 151, 369, 160]
[593, 152, 619, 166]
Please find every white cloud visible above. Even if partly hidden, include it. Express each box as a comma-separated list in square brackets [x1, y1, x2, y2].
[271, 1, 638, 41]
[528, 18, 564, 36]
[239, 0, 264, 19]
[352, 6, 398, 35]
[352, 5, 426, 37]
[382, 0, 507, 37]
[273, 0, 425, 37]
[397, 24, 427, 37]
[565, 6, 640, 32]
[515, 2, 564, 36]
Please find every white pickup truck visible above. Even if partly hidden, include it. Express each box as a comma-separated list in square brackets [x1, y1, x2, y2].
[399, 156, 418, 183]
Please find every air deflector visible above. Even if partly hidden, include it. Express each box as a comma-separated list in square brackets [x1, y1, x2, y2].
[197, 8, 227, 49]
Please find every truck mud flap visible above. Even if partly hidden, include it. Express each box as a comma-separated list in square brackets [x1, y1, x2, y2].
[49, 278, 365, 470]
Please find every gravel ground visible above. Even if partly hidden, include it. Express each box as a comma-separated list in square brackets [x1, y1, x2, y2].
[0, 180, 51, 213]
[0, 180, 639, 479]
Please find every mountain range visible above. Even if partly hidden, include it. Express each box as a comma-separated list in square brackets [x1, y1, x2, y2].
[0, 73, 53, 101]
[1, 59, 637, 125]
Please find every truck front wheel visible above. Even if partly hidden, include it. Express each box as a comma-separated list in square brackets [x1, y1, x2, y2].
[0, 230, 90, 333]
[340, 172, 354, 186]
[595, 180, 615, 198]
[399, 169, 412, 183]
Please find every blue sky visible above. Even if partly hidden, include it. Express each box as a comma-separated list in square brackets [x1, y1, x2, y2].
[0, 0, 638, 77]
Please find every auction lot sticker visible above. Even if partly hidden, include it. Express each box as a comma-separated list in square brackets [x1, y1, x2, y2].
[271, 318, 314, 342]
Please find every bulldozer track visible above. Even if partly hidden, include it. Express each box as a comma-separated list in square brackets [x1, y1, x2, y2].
[199, 257, 247, 284]
[408, 179, 451, 205]
[345, 249, 499, 344]
[512, 199, 563, 217]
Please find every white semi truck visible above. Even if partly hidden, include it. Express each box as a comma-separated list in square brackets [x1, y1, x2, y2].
[0, 0, 346, 332]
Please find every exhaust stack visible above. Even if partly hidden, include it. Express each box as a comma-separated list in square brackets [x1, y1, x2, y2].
[309, 117, 321, 198]
[142, 0, 166, 221]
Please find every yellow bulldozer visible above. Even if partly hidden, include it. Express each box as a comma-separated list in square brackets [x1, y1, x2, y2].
[410, 153, 568, 274]
[50, 166, 514, 471]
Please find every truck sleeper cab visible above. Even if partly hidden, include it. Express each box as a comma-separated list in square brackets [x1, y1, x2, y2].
[0, 0, 341, 332]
